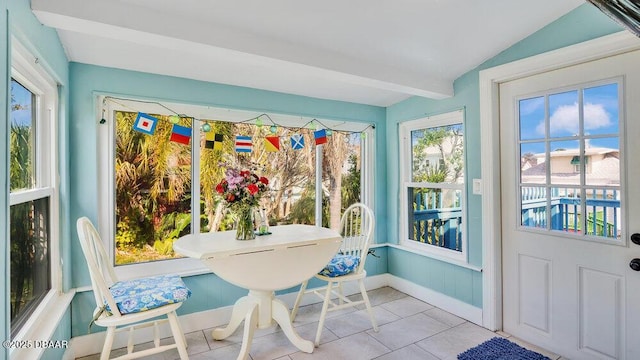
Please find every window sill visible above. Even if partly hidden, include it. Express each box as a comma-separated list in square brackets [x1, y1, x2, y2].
[387, 242, 482, 272]
[113, 257, 211, 281]
[10, 289, 75, 360]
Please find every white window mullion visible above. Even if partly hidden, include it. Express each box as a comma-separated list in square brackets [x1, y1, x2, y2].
[192, 122, 201, 234]
[315, 144, 323, 227]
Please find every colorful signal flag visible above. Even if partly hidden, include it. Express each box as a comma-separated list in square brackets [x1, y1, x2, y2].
[132, 113, 158, 135]
[265, 136, 280, 152]
[235, 135, 252, 153]
[205, 132, 223, 150]
[170, 124, 191, 145]
[291, 134, 304, 150]
[314, 129, 327, 145]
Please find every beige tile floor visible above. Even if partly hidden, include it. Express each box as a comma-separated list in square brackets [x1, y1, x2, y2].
[78, 287, 565, 360]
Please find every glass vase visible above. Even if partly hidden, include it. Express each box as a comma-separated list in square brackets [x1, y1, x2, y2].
[234, 207, 256, 240]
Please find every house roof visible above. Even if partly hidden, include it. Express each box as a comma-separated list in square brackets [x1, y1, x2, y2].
[547, 147, 619, 157]
[522, 152, 620, 185]
[31, 0, 583, 106]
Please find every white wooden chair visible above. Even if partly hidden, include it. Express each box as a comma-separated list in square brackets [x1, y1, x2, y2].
[290, 203, 378, 346]
[76, 217, 191, 360]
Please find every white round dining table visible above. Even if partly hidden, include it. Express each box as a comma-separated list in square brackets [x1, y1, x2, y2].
[174, 224, 341, 360]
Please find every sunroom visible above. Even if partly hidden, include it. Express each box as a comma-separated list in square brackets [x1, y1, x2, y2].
[3, 1, 640, 359]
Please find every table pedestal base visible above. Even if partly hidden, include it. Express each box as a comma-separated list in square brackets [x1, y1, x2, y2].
[212, 290, 314, 360]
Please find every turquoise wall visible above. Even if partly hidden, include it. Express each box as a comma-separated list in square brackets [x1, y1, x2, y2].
[68, 63, 388, 336]
[2, 0, 70, 357]
[386, 4, 623, 308]
[40, 310, 71, 360]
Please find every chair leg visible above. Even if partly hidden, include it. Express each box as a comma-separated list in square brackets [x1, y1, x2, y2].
[315, 281, 333, 347]
[167, 311, 189, 360]
[359, 279, 378, 332]
[100, 327, 115, 360]
[337, 282, 344, 305]
[290, 280, 308, 321]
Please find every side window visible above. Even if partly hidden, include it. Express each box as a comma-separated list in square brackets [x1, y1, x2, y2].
[400, 110, 466, 262]
[518, 82, 621, 241]
[9, 44, 59, 338]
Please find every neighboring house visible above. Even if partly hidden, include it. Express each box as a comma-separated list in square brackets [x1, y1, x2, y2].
[522, 147, 620, 186]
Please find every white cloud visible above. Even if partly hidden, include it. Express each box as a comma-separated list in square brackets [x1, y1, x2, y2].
[520, 97, 544, 116]
[536, 102, 611, 135]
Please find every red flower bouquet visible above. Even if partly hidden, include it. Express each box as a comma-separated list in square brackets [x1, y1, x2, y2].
[215, 168, 269, 240]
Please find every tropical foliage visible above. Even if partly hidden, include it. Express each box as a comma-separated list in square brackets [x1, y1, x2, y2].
[114, 111, 362, 264]
[411, 124, 464, 183]
[9, 80, 50, 335]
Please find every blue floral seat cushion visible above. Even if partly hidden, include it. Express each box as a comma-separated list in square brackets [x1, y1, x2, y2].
[318, 254, 360, 277]
[107, 274, 191, 315]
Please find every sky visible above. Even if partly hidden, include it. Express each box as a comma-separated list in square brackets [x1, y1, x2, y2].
[10, 79, 33, 127]
[519, 82, 619, 155]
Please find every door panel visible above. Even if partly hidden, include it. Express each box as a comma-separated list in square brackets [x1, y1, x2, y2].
[500, 49, 640, 359]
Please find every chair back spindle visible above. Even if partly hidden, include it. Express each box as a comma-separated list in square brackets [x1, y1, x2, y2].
[339, 203, 375, 273]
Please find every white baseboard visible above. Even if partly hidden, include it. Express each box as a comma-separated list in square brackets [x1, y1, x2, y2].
[385, 275, 483, 326]
[64, 273, 481, 358]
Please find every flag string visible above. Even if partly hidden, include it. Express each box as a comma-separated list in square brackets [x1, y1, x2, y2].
[102, 96, 375, 136]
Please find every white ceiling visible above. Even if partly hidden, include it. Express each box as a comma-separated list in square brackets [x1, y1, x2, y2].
[32, 0, 583, 106]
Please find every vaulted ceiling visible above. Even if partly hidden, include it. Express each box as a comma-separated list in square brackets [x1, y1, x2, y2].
[32, 0, 583, 106]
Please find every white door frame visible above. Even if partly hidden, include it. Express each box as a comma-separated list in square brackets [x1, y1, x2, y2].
[479, 30, 640, 331]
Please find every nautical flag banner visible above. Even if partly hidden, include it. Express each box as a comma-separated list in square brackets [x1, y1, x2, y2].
[235, 135, 252, 153]
[170, 124, 191, 145]
[205, 132, 223, 150]
[265, 136, 280, 152]
[132, 112, 158, 135]
[291, 134, 304, 150]
[314, 129, 327, 145]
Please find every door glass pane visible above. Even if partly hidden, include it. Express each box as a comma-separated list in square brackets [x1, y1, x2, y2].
[521, 186, 547, 229]
[516, 82, 621, 241]
[10, 79, 36, 192]
[585, 187, 621, 239]
[585, 137, 620, 186]
[10, 197, 51, 336]
[520, 142, 545, 184]
[550, 186, 580, 233]
[519, 96, 545, 140]
[549, 90, 579, 138]
[549, 140, 579, 185]
[583, 83, 619, 136]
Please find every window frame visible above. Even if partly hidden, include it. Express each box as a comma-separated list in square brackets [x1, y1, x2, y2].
[515, 79, 623, 243]
[9, 39, 63, 344]
[399, 109, 468, 263]
[98, 97, 375, 279]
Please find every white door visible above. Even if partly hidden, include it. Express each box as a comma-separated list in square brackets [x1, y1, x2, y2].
[500, 49, 640, 360]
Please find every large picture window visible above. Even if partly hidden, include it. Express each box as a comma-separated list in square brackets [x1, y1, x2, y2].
[9, 42, 59, 339]
[400, 110, 466, 262]
[99, 98, 373, 272]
